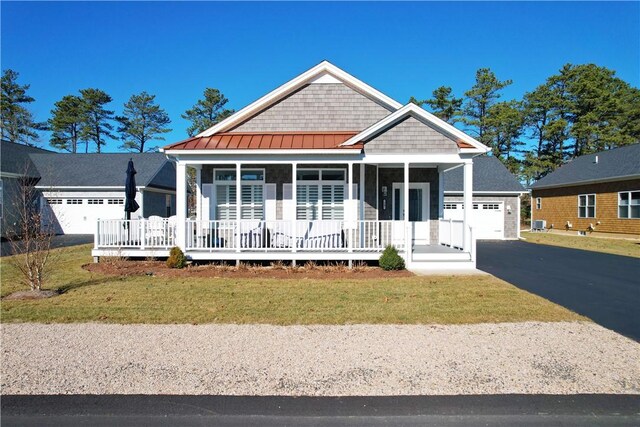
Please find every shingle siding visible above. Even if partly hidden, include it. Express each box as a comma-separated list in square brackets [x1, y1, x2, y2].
[230, 83, 392, 132]
[364, 116, 459, 154]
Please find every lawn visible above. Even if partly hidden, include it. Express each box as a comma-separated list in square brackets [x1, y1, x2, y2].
[1, 244, 585, 324]
[522, 231, 640, 258]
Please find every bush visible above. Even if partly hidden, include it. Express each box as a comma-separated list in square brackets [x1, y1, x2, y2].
[379, 245, 405, 271]
[166, 247, 187, 269]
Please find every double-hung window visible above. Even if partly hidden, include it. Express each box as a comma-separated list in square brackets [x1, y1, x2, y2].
[618, 191, 640, 219]
[214, 169, 264, 220]
[296, 169, 345, 220]
[578, 194, 596, 218]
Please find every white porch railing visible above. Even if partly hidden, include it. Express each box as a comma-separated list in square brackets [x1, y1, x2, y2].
[184, 219, 405, 252]
[438, 218, 465, 249]
[95, 218, 176, 249]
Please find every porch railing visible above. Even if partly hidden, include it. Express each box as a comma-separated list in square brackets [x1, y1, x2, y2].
[438, 218, 465, 249]
[184, 220, 405, 252]
[95, 218, 176, 249]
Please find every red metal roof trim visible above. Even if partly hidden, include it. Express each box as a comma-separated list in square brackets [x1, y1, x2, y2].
[164, 131, 362, 151]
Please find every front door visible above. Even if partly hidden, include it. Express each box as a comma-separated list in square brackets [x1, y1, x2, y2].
[392, 183, 430, 245]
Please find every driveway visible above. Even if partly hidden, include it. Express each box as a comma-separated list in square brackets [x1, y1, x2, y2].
[477, 240, 640, 341]
[1, 234, 93, 257]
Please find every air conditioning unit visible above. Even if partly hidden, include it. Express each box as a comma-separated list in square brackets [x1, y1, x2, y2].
[532, 220, 546, 231]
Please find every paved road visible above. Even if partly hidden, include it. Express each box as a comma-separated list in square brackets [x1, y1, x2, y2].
[1, 234, 93, 257]
[3, 394, 639, 426]
[477, 240, 640, 341]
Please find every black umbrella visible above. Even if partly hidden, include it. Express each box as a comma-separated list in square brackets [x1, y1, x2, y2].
[124, 158, 140, 221]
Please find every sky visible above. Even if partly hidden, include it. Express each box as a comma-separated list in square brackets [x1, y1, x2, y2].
[2, 1, 639, 153]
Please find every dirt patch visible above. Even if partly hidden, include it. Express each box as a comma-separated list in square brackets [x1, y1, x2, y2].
[3, 289, 59, 300]
[83, 260, 413, 280]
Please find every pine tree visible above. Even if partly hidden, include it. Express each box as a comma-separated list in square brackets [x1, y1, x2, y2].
[1, 69, 45, 145]
[79, 88, 115, 153]
[116, 92, 172, 153]
[424, 86, 463, 124]
[49, 95, 85, 153]
[182, 88, 234, 137]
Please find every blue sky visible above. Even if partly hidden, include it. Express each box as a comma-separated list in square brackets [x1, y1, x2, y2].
[2, 1, 639, 152]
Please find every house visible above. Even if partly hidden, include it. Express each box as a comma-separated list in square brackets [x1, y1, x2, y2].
[92, 61, 494, 269]
[530, 144, 640, 236]
[0, 140, 53, 238]
[443, 155, 525, 240]
[30, 153, 177, 234]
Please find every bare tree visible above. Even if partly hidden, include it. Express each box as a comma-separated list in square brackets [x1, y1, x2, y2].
[8, 164, 56, 292]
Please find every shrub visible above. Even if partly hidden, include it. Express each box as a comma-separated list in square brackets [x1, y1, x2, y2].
[379, 245, 405, 271]
[166, 247, 187, 269]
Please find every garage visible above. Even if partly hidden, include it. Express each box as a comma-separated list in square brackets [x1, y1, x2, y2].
[42, 197, 126, 235]
[443, 201, 504, 240]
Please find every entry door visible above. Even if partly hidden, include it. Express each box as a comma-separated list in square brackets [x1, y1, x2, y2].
[392, 183, 430, 245]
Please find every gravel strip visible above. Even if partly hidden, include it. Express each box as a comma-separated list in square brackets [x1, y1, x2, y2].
[2, 322, 639, 395]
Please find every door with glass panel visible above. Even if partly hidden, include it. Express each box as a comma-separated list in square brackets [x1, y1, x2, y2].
[392, 183, 430, 245]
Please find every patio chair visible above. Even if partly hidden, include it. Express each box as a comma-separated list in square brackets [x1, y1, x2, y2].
[146, 215, 166, 246]
[237, 221, 265, 249]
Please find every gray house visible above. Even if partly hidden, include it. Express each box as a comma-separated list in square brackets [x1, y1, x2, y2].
[92, 61, 504, 270]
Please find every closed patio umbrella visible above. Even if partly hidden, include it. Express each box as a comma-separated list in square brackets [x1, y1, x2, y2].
[124, 158, 140, 221]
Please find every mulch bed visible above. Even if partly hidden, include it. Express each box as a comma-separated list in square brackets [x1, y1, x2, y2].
[83, 260, 413, 280]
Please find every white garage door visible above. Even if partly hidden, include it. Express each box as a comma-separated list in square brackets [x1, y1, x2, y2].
[42, 197, 126, 234]
[443, 202, 504, 240]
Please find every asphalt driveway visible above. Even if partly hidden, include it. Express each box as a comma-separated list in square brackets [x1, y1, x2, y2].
[1, 234, 93, 257]
[477, 240, 640, 341]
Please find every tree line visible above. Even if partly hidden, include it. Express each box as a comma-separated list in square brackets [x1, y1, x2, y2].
[0, 69, 234, 153]
[2, 64, 639, 182]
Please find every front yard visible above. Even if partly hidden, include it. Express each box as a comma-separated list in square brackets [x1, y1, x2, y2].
[1, 244, 585, 324]
[522, 231, 640, 258]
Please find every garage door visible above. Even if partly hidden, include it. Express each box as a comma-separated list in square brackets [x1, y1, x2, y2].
[42, 197, 125, 234]
[443, 202, 504, 240]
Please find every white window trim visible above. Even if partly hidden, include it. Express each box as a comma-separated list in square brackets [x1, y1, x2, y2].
[618, 190, 640, 219]
[213, 168, 265, 221]
[295, 168, 346, 220]
[578, 193, 596, 218]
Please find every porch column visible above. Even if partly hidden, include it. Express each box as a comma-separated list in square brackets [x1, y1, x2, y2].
[359, 164, 365, 247]
[175, 161, 187, 250]
[235, 162, 241, 253]
[463, 161, 473, 252]
[292, 162, 297, 255]
[404, 162, 410, 260]
[438, 166, 444, 219]
[347, 162, 354, 256]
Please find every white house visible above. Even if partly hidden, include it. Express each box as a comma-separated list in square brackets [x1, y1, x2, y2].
[92, 61, 509, 269]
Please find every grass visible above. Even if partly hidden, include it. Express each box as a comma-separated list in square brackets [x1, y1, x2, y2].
[0, 244, 586, 325]
[522, 231, 640, 258]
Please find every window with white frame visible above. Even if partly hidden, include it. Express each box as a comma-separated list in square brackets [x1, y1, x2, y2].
[47, 198, 63, 205]
[536, 197, 541, 210]
[296, 169, 345, 220]
[618, 191, 640, 219]
[214, 169, 265, 220]
[88, 199, 104, 205]
[107, 199, 124, 205]
[66, 199, 83, 205]
[578, 194, 596, 218]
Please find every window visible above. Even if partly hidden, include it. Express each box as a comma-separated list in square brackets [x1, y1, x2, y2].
[214, 169, 265, 220]
[66, 199, 83, 205]
[295, 169, 345, 220]
[443, 203, 458, 210]
[536, 197, 541, 210]
[482, 204, 500, 210]
[578, 194, 596, 218]
[619, 191, 640, 219]
[47, 198, 63, 205]
[88, 199, 104, 205]
[107, 199, 124, 205]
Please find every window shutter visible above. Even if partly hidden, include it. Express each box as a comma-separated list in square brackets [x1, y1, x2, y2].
[265, 183, 276, 221]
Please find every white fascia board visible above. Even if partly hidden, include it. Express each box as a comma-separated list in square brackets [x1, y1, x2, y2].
[530, 174, 640, 191]
[361, 153, 467, 164]
[340, 103, 490, 153]
[196, 61, 402, 137]
[444, 190, 528, 195]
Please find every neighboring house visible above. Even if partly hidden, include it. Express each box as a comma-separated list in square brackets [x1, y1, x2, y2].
[30, 153, 177, 234]
[0, 140, 53, 238]
[530, 144, 640, 236]
[443, 156, 526, 240]
[92, 61, 492, 269]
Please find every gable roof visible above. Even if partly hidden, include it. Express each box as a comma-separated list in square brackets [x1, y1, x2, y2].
[444, 155, 526, 193]
[196, 61, 403, 137]
[164, 132, 362, 151]
[30, 152, 175, 190]
[0, 140, 53, 177]
[340, 103, 489, 153]
[530, 144, 640, 190]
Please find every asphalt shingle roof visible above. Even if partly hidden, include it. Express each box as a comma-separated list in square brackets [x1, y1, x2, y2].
[0, 140, 53, 177]
[530, 144, 640, 189]
[444, 155, 525, 193]
[29, 152, 175, 190]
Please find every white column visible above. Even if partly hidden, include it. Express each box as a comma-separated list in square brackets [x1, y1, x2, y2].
[438, 166, 444, 219]
[235, 162, 241, 253]
[195, 165, 202, 221]
[292, 162, 297, 254]
[516, 194, 521, 238]
[463, 161, 473, 252]
[404, 162, 410, 260]
[175, 161, 187, 250]
[359, 164, 365, 248]
[348, 162, 354, 255]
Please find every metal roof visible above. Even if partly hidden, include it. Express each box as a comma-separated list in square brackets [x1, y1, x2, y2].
[444, 155, 526, 193]
[530, 144, 640, 189]
[163, 132, 362, 151]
